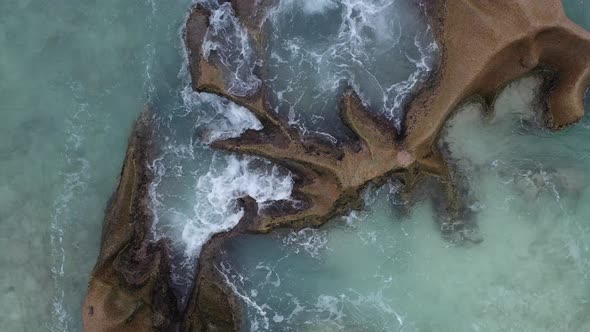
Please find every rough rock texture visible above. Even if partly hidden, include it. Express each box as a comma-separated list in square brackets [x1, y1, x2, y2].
[406, 0, 590, 161]
[185, 4, 423, 234]
[184, 2, 464, 236]
[181, 197, 258, 332]
[186, 0, 590, 232]
[83, 111, 179, 332]
[181, 0, 590, 330]
[84, 0, 590, 331]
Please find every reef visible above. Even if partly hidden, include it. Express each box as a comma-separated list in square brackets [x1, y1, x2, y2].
[84, 0, 590, 331]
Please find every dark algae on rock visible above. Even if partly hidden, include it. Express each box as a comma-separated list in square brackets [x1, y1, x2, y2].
[83, 0, 590, 331]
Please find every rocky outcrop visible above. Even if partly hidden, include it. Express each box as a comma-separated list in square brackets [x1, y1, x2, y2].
[83, 111, 179, 331]
[181, 0, 590, 329]
[185, 0, 590, 233]
[84, 0, 590, 331]
[181, 232, 241, 332]
[406, 0, 590, 163]
[185, 2, 451, 237]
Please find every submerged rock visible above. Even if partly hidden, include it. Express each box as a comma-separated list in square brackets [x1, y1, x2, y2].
[504, 166, 587, 203]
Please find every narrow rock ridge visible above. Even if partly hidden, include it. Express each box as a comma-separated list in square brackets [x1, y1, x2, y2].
[181, 197, 259, 332]
[83, 111, 179, 331]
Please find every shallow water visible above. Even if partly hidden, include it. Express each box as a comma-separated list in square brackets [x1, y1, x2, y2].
[2, 0, 590, 331]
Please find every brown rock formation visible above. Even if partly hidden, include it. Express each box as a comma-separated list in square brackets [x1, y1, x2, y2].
[181, 0, 590, 328]
[185, 0, 590, 233]
[406, 0, 590, 162]
[181, 197, 258, 332]
[181, 231, 241, 332]
[85, 0, 590, 331]
[83, 111, 179, 331]
[185, 3, 449, 236]
[185, 4, 424, 234]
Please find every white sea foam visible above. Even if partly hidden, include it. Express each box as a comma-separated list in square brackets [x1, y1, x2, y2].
[282, 228, 330, 259]
[218, 262, 272, 331]
[338, 0, 401, 54]
[149, 102, 291, 256]
[150, 148, 294, 258]
[384, 26, 438, 127]
[161, 87, 290, 257]
[154, 33, 278, 258]
[193, 0, 220, 11]
[181, 86, 263, 143]
[280, 0, 339, 14]
[147, 1, 295, 297]
[315, 295, 346, 324]
[267, 0, 438, 132]
[180, 154, 293, 255]
[202, 2, 262, 97]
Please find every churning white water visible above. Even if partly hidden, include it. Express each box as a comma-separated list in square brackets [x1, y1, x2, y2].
[201, 2, 262, 97]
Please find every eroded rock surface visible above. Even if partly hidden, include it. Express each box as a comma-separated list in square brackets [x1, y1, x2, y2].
[83, 112, 178, 331]
[407, 0, 590, 162]
[181, 0, 590, 329]
[185, 4, 425, 234]
[84, 0, 590, 331]
[185, 0, 590, 233]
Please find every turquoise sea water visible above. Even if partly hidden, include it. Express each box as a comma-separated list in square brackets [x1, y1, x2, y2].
[1, 0, 590, 331]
